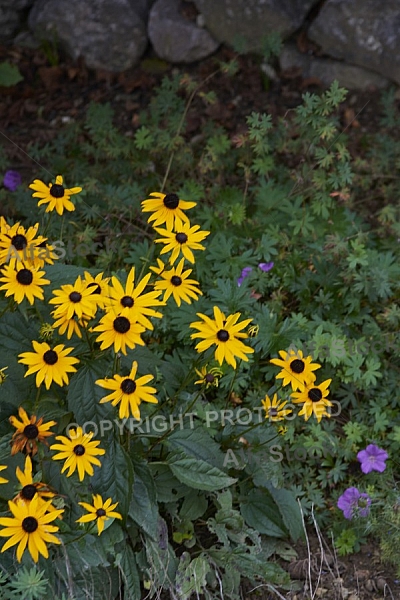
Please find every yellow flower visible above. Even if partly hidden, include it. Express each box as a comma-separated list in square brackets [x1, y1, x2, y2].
[261, 393, 292, 422]
[29, 175, 82, 215]
[39, 323, 55, 342]
[0, 259, 50, 304]
[291, 379, 332, 423]
[50, 427, 105, 481]
[0, 465, 8, 485]
[194, 366, 223, 388]
[106, 267, 163, 330]
[96, 361, 157, 420]
[270, 349, 321, 391]
[154, 219, 209, 264]
[152, 257, 202, 306]
[83, 271, 110, 309]
[18, 341, 79, 389]
[92, 307, 146, 355]
[141, 192, 196, 230]
[190, 306, 254, 369]
[49, 276, 98, 321]
[0, 495, 63, 562]
[0, 221, 57, 268]
[76, 494, 122, 535]
[14, 456, 56, 504]
[10, 407, 56, 456]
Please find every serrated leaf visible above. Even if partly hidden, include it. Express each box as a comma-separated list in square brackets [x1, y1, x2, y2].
[175, 553, 210, 600]
[168, 451, 237, 491]
[166, 423, 226, 469]
[129, 457, 159, 539]
[268, 486, 304, 542]
[67, 361, 113, 423]
[115, 546, 141, 600]
[240, 489, 287, 537]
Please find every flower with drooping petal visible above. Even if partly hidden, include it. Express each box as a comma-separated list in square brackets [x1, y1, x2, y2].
[154, 219, 209, 264]
[10, 407, 56, 456]
[50, 427, 105, 481]
[261, 393, 292, 422]
[18, 341, 79, 389]
[141, 192, 196, 230]
[270, 349, 321, 391]
[357, 444, 388, 474]
[29, 175, 82, 215]
[76, 494, 122, 535]
[337, 487, 371, 520]
[0, 259, 50, 305]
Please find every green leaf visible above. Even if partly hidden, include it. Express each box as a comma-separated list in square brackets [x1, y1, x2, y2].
[129, 457, 160, 539]
[240, 489, 287, 537]
[175, 553, 210, 600]
[115, 546, 141, 600]
[67, 361, 113, 423]
[168, 451, 237, 491]
[0, 62, 23, 87]
[268, 486, 304, 542]
[166, 423, 226, 469]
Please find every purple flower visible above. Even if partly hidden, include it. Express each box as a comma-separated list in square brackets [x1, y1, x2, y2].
[237, 266, 253, 287]
[337, 487, 371, 520]
[357, 444, 388, 474]
[3, 170, 22, 191]
[258, 262, 274, 272]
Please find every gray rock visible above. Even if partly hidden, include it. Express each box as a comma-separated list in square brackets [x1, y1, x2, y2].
[308, 0, 400, 85]
[0, 0, 33, 42]
[28, 0, 148, 72]
[148, 0, 219, 63]
[192, 0, 320, 52]
[280, 43, 389, 90]
[128, 0, 156, 22]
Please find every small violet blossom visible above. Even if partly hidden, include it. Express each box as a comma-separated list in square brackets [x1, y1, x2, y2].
[337, 487, 371, 520]
[357, 444, 388, 474]
[3, 170, 22, 191]
[237, 262, 274, 287]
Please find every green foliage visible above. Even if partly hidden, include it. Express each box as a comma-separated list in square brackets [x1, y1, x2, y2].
[0, 62, 23, 87]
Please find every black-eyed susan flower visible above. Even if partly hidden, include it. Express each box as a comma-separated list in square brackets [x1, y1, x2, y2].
[10, 407, 56, 456]
[154, 219, 209, 264]
[190, 306, 254, 369]
[83, 271, 110, 309]
[95, 361, 157, 420]
[141, 192, 196, 230]
[49, 276, 98, 321]
[261, 393, 292, 422]
[106, 267, 163, 330]
[194, 365, 223, 388]
[291, 379, 332, 423]
[0, 465, 8, 484]
[92, 307, 146, 355]
[14, 455, 55, 504]
[0, 495, 63, 562]
[29, 175, 82, 215]
[152, 257, 202, 306]
[50, 427, 105, 481]
[0, 260, 50, 305]
[52, 314, 91, 340]
[270, 349, 321, 391]
[0, 221, 57, 268]
[76, 494, 122, 535]
[18, 341, 79, 389]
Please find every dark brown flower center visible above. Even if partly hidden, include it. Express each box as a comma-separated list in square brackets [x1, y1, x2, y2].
[163, 193, 179, 209]
[175, 232, 188, 244]
[21, 484, 37, 500]
[113, 316, 130, 333]
[121, 296, 134, 308]
[87, 283, 101, 294]
[217, 330, 229, 342]
[69, 291, 82, 303]
[171, 275, 182, 286]
[205, 373, 215, 383]
[121, 378, 136, 394]
[16, 269, 33, 285]
[268, 408, 279, 417]
[308, 388, 323, 403]
[96, 508, 106, 517]
[50, 184, 65, 198]
[43, 349, 58, 365]
[11, 234, 27, 250]
[73, 444, 85, 456]
[22, 516, 38, 533]
[290, 359, 305, 374]
[24, 424, 39, 439]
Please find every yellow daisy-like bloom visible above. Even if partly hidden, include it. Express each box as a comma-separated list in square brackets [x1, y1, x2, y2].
[50, 427, 105, 481]
[52, 314, 91, 340]
[14, 456, 55, 504]
[95, 361, 157, 420]
[0, 465, 8, 484]
[10, 407, 56, 456]
[291, 379, 332, 423]
[106, 267, 163, 331]
[76, 494, 122, 535]
[190, 306, 254, 369]
[83, 271, 110, 309]
[194, 365, 223, 388]
[154, 219, 210, 264]
[151, 257, 202, 307]
[49, 276, 98, 321]
[92, 307, 146, 355]
[29, 175, 82, 215]
[0, 221, 57, 268]
[0, 260, 50, 305]
[18, 341, 79, 389]
[261, 393, 292, 422]
[270, 349, 321, 391]
[141, 192, 196, 230]
[0, 494, 63, 563]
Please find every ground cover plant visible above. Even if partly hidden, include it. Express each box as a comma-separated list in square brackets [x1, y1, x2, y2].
[0, 64, 399, 600]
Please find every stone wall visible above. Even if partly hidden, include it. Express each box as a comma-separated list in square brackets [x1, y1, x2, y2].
[1, 0, 399, 90]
